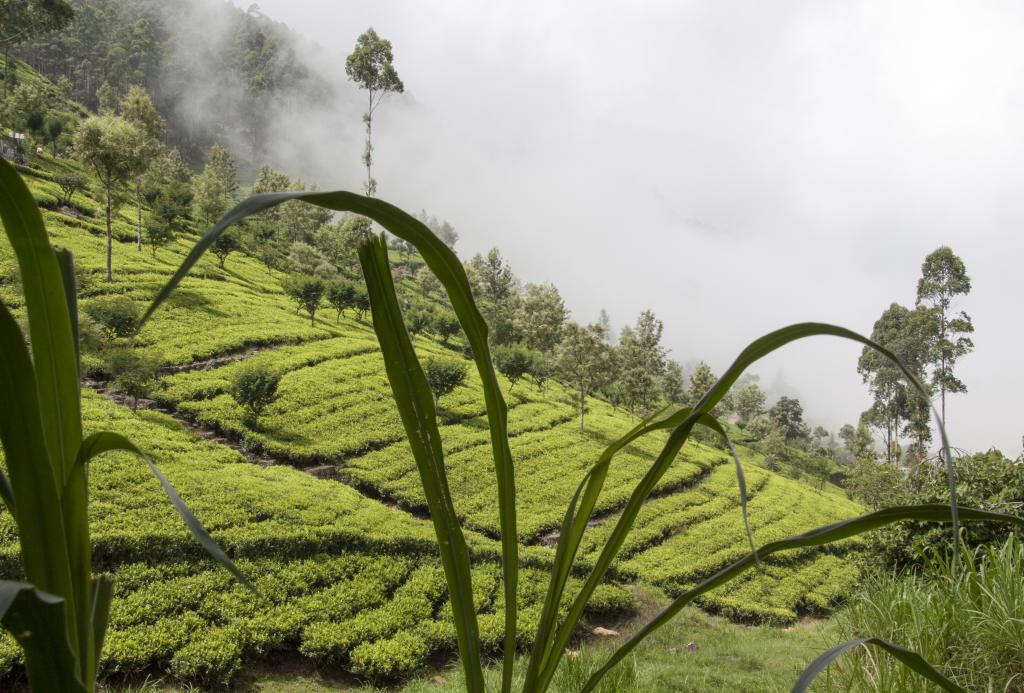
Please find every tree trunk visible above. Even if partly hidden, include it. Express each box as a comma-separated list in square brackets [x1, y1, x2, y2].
[136, 188, 143, 251]
[105, 184, 112, 281]
[365, 90, 373, 196]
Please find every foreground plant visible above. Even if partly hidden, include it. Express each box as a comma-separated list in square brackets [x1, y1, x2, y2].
[0, 159, 250, 692]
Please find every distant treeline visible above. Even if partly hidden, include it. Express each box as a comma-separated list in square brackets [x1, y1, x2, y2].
[9, 0, 328, 164]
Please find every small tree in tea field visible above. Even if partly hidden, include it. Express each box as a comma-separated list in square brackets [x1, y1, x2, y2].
[230, 363, 281, 428]
[424, 357, 467, 404]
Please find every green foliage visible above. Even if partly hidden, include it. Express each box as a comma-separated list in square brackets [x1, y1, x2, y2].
[405, 304, 435, 337]
[734, 383, 766, 422]
[553, 321, 614, 433]
[283, 274, 326, 326]
[229, 362, 281, 427]
[858, 303, 935, 462]
[55, 171, 85, 206]
[660, 359, 685, 405]
[6, 128, 995, 692]
[616, 310, 667, 417]
[848, 450, 1024, 569]
[84, 295, 139, 338]
[0, 0, 73, 52]
[433, 310, 461, 345]
[424, 356, 468, 403]
[768, 395, 805, 441]
[514, 282, 567, 352]
[915, 246, 974, 424]
[286, 240, 332, 276]
[493, 343, 537, 391]
[191, 144, 237, 227]
[73, 114, 145, 279]
[830, 537, 1024, 692]
[326, 280, 357, 320]
[467, 248, 518, 345]
[108, 349, 159, 410]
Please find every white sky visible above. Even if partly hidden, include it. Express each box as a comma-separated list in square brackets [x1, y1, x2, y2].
[229, 0, 1023, 457]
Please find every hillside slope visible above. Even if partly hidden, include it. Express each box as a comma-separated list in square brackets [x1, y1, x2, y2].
[0, 60, 863, 686]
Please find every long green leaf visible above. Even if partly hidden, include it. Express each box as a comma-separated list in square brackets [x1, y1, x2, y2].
[0, 580, 85, 693]
[0, 155, 81, 486]
[792, 637, 966, 693]
[358, 234, 484, 691]
[74, 431, 256, 594]
[0, 470, 15, 520]
[89, 576, 113, 674]
[0, 302, 78, 653]
[580, 504, 1020, 691]
[0, 158, 89, 680]
[537, 322, 956, 690]
[142, 190, 518, 687]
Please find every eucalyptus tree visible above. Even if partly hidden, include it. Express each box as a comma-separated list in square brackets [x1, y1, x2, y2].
[617, 310, 668, 417]
[555, 321, 614, 433]
[120, 85, 165, 251]
[916, 246, 973, 428]
[345, 28, 404, 196]
[73, 114, 145, 280]
[661, 359, 686, 405]
[467, 248, 519, 345]
[858, 303, 934, 463]
[191, 144, 237, 227]
[514, 282, 568, 352]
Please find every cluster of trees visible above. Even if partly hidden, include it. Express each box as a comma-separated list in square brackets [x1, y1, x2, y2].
[856, 247, 974, 465]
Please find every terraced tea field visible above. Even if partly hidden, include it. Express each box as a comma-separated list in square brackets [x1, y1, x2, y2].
[0, 154, 866, 685]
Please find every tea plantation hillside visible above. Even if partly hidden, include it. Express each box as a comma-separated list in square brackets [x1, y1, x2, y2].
[0, 58, 864, 687]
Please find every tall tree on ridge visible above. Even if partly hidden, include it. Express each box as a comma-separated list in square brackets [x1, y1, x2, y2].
[858, 303, 934, 464]
[120, 85, 165, 251]
[617, 310, 668, 417]
[916, 246, 974, 430]
[555, 321, 615, 433]
[74, 115, 145, 281]
[345, 28, 404, 197]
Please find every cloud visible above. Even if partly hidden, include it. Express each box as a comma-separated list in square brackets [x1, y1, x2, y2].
[215, 0, 1023, 456]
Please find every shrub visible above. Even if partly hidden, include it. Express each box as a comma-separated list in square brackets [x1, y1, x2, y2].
[326, 280, 357, 320]
[349, 630, 430, 679]
[831, 537, 1024, 692]
[169, 625, 244, 687]
[433, 310, 461, 344]
[405, 305, 434, 337]
[211, 229, 241, 268]
[354, 287, 370, 321]
[283, 274, 326, 326]
[85, 295, 140, 338]
[423, 357, 468, 403]
[229, 362, 281, 427]
[108, 349, 160, 410]
[849, 449, 1024, 569]
[493, 343, 537, 391]
[55, 171, 85, 206]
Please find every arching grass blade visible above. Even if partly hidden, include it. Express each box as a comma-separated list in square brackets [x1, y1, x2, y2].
[74, 431, 256, 594]
[792, 637, 966, 693]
